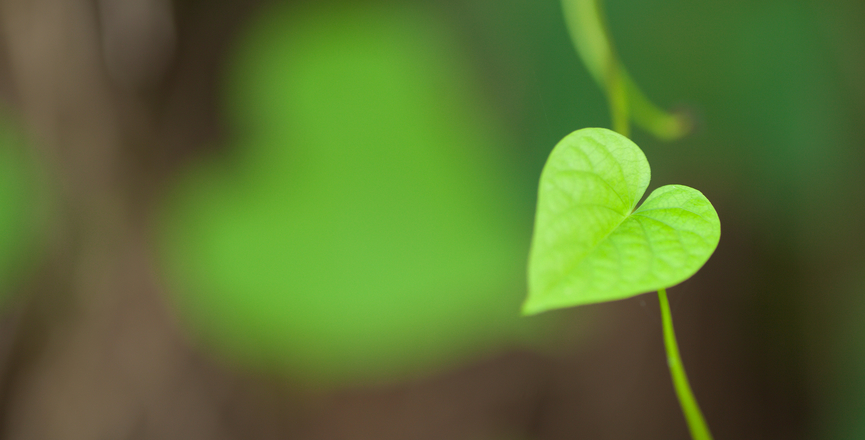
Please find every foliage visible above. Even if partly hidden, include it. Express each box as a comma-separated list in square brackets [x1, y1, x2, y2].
[523, 127, 720, 314]
[158, 2, 540, 384]
[0, 117, 40, 300]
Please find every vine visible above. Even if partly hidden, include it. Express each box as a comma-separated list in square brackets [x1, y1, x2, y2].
[523, 1, 717, 439]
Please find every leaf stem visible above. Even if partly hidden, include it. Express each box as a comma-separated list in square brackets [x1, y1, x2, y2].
[607, 57, 630, 138]
[658, 288, 713, 440]
[561, 0, 690, 140]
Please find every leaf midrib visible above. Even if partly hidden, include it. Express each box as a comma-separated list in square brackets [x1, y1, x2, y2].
[541, 198, 714, 297]
[540, 199, 632, 296]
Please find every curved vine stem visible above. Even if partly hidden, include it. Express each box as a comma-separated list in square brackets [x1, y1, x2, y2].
[561, 0, 690, 140]
[559, 1, 710, 435]
[658, 288, 714, 440]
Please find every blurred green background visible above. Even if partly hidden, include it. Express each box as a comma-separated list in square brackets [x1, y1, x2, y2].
[1, 0, 864, 438]
[160, 1, 546, 384]
[0, 115, 42, 306]
[158, 0, 865, 436]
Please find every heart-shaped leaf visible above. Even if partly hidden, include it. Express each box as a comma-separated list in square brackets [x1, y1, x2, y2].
[158, 2, 544, 384]
[524, 128, 720, 315]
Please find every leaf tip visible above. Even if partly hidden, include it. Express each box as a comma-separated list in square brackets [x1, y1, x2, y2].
[520, 300, 535, 316]
[520, 296, 549, 316]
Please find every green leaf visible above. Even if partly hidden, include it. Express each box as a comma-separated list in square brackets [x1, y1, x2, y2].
[0, 115, 41, 300]
[524, 128, 720, 315]
[159, 2, 542, 385]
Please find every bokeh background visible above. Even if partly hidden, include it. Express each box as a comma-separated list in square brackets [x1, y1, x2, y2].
[0, 0, 862, 438]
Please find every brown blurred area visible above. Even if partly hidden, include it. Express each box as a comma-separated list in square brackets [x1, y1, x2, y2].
[0, 0, 799, 439]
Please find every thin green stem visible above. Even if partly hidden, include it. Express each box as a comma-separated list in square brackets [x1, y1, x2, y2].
[561, 0, 690, 140]
[607, 54, 630, 137]
[658, 288, 713, 440]
[561, 0, 629, 136]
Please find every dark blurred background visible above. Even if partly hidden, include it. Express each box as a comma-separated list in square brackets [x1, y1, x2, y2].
[0, 0, 862, 438]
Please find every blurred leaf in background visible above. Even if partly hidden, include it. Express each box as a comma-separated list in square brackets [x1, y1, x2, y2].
[0, 114, 42, 303]
[159, 0, 552, 385]
[474, 0, 865, 437]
